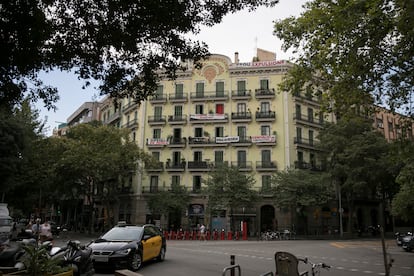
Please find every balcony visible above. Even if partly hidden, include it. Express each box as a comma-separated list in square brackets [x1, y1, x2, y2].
[165, 161, 186, 173]
[231, 136, 252, 147]
[149, 94, 167, 104]
[255, 111, 276, 122]
[148, 115, 166, 126]
[167, 137, 186, 148]
[255, 88, 276, 99]
[293, 113, 324, 129]
[168, 114, 187, 125]
[294, 137, 320, 150]
[104, 111, 121, 125]
[190, 91, 229, 102]
[187, 161, 210, 172]
[231, 90, 252, 101]
[122, 118, 138, 129]
[294, 161, 324, 171]
[230, 161, 253, 172]
[251, 135, 276, 146]
[189, 113, 229, 124]
[188, 136, 228, 148]
[169, 93, 188, 103]
[231, 112, 252, 123]
[123, 101, 139, 113]
[146, 138, 169, 148]
[145, 161, 164, 172]
[293, 92, 322, 107]
[256, 161, 277, 171]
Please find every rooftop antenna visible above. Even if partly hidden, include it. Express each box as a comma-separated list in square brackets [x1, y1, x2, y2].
[254, 36, 258, 56]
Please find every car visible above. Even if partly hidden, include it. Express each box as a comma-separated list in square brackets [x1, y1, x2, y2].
[88, 224, 166, 271]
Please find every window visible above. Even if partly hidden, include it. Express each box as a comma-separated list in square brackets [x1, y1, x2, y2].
[196, 82, 204, 97]
[132, 131, 136, 141]
[262, 175, 271, 192]
[237, 103, 246, 113]
[309, 130, 314, 146]
[194, 151, 202, 162]
[388, 122, 394, 132]
[261, 125, 270, 136]
[173, 128, 182, 140]
[154, 106, 162, 119]
[319, 111, 324, 124]
[175, 83, 183, 98]
[150, 176, 158, 193]
[214, 151, 224, 163]
[193, 175, 202, 192]
[296, 127, 302, 142]
[153, 129, 161, 139]
[195, 104, 204, 114]
[215, 103, 224, 114]
[174, 106, 183, 116]
[237, 150, 247, 167]
[237, 126, 246, 138]
[215, 126, 224, 137]
[260, 102, 270, 112]
[308, 108, 314, 122]
[310, 153, 315, 168]
[194, 127, 203, 137]
[172, 175, 180, 187]
[172, 151, 181, 165]
[376, 118, 384, 128]
[152, 152, 160, 161]
[260, 79, 269, 90]
[297, 151, 303, 163]
[237, 80, 246, 95]
[216, 81, 224, 96]
[295, 104, 301, 119]
[261, 150, 271, 162]
[155, 85, 163, 98]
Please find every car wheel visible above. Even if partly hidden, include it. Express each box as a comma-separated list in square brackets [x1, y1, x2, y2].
[129, 251, 143, 271]
[157, 246, 166, 262]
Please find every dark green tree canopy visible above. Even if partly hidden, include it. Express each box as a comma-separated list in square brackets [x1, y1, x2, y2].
[1, 0, 278, 110]
[274, 0, 414, 117]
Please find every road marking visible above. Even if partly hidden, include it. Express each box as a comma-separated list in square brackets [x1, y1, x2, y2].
[331, 242, 345, 248]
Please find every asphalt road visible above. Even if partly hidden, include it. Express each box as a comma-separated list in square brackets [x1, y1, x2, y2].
[55, 232, 413, 276]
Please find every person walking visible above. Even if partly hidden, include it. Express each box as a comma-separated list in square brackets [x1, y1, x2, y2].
[31, 218, 41, 241]
[39, 220, 53, 243]
[199, 224, 206, 241]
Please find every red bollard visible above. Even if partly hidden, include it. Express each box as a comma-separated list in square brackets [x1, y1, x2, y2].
[213, 230, 218, 240]
[206, 231, 211, 240]
[177, 230, 182, 240]
[184, 231, 190, 240]
[227, 231, 233, 240]
[220, 230, 225, 240]
[170, 231, 176, 240]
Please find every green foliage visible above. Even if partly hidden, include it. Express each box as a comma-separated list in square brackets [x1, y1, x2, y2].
[274, 0, 414, 117]
[147, 185, 190, 218]
[204, 165, 258, 213]
[1, 0, 278, 109]
[22, 243, 70, 276]
[271, 169, 333, 209]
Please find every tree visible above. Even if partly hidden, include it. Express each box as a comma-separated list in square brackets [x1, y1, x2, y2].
[317, 115, 394, 233]
[1, 0, 279, 110]
[204, 165, 258, 231]
[147, 184, 190, 229]
[273, 0, 414, 117]
[270, 169, 333, 234]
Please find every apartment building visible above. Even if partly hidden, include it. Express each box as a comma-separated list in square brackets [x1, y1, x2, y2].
[98, 49, 333, 235]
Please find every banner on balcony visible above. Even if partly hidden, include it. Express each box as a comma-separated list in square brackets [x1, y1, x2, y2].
[251, 135, 276, 143]
[215, 136, 239, 143]
[190, 114, 225, 120]
[147, 138, 169, 145]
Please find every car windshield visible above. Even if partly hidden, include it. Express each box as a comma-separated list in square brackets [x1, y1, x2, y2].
[101, 226, 143, 241]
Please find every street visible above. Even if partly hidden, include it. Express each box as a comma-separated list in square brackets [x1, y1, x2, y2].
[55, 232, 413, 276]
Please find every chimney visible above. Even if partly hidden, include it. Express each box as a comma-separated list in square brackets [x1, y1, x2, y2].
[234, 52, 239, 63]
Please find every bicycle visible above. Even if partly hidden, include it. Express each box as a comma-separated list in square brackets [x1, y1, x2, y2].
[298, 257, 331, 276]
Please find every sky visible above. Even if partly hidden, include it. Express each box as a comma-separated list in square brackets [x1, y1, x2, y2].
[37, 0, 308, 135]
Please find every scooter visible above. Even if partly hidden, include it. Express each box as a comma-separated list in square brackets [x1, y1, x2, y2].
[58, 240, 94, 276]
[401, 232, 414, 252]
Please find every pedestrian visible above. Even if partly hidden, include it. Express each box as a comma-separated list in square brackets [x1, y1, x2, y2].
[31, 218, 41, 240]
[199, 224, 206, 241]
[40, 220, 53, 243]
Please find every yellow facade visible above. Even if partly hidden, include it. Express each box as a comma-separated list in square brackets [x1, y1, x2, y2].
[99, 52, 329, 234]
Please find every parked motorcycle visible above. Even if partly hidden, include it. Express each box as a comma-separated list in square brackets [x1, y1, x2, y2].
[0, 238, 24, 268]
[57, 240, 94, 276]
[401, 232, 414, 252]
